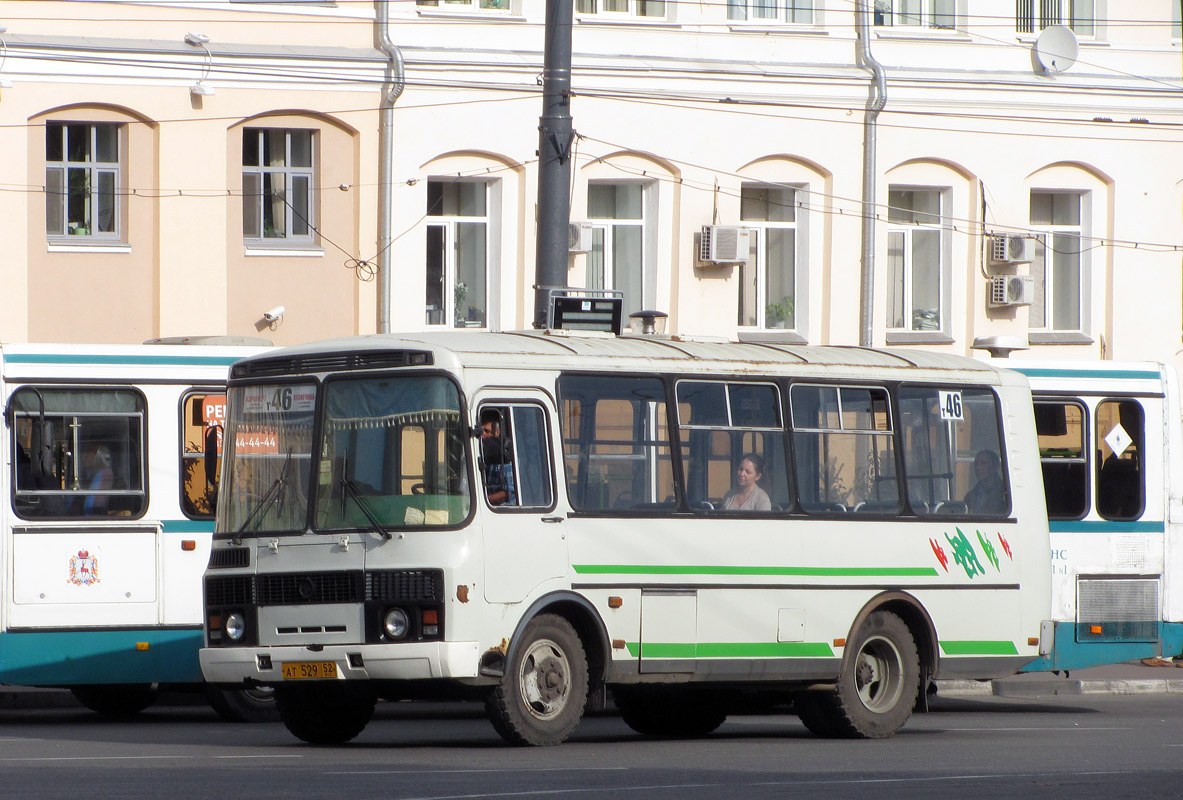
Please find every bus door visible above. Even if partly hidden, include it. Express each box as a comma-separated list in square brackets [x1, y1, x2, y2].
[476, 393, 565, 604]
[6, 385, 156, 631]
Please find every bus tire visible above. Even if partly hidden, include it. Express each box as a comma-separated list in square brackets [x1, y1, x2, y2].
[828, 610, 919, 739]
[792, 690, 843, 738]
[205, 685, 280, 723]
[275, 683, 375, 744]
[613, 688, 727, 737]
[486, 614, 588, 746]
[71, 684, 158, 718]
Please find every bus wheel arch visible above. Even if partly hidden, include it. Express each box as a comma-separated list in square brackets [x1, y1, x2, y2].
[851, 592, 939, 689]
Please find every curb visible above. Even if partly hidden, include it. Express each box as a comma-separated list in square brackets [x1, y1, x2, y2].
[937, 678, 1183, 698]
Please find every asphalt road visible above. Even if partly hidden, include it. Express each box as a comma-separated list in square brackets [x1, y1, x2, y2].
[1, 690, 1182, 799]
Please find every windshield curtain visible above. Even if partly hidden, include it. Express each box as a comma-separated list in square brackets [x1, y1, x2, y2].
[315, 375, 470, 531]
[219, 383, 317, 533]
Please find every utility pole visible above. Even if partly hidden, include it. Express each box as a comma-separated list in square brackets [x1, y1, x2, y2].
[532, 0, 574, 329]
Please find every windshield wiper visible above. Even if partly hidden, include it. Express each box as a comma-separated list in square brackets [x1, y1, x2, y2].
[339, 476, 393, 541]
[233, 452, 292, 544]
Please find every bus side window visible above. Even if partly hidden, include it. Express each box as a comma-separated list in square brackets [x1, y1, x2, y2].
[182, 392, 224, 519]
[1096, 399, 1144, 521]
[479, 404, 555, 511]
[1034, 400, 1087, 520]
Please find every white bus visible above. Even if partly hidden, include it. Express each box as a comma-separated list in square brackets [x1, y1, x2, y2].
[1, 340, 274, 720]
[1006, 360, 1183, 671]
[200, 332, 1051, 745]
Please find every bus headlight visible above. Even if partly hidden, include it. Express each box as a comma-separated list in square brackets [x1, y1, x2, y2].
[384, 608, 409, 640]
[225, 612, 246, 642]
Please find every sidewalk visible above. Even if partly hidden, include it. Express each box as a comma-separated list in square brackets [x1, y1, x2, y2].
[937, 660, 1183, 697]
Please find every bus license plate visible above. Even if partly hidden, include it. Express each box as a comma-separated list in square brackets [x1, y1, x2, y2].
[281, 661, 338, 680]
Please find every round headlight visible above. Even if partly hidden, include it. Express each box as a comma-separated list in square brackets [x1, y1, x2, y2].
[384, 608, 409, 639]
[225, 612, 246, 641]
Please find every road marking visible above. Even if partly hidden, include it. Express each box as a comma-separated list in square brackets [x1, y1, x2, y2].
[0, 754, 303, 763]
[329, 768, 627, 776]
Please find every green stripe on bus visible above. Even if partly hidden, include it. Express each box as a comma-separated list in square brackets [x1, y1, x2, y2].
[1010, 367, 1162, 381]
[940, 640, 1019, 655]
[627, 642, 835, 658]
[5, 354, 242, 367]
[574, 564, 939, 577]
[1049, 520, 1164, 534]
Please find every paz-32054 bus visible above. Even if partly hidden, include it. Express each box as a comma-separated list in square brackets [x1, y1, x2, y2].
[200, 332, 1051, 745]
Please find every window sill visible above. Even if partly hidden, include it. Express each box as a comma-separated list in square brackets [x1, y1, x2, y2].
[244, 245, 324, 257]
[726, 24, 829, 34]
[575, 16, 680, 27]
[885, 331, 954, 345]
[415, 8, 523, 20]
[1028, 331, 1094, 346]
[874, 27, 968, 42]
[737, 329, 808, 345]
[47, 242, 131, 254]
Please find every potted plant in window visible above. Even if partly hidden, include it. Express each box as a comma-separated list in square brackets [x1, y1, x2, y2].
[765, 296, 794, 329]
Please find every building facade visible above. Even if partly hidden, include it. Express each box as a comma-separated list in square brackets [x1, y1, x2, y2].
[0, 0, 1181, 368]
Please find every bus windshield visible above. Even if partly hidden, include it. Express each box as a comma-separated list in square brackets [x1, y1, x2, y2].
[221, 383, 317, 533]
[314, 375, 470, 531]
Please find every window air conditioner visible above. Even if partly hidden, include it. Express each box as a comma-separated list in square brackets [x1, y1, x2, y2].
[988, 233, 1035, 265]
[699, 225, 750, 264]
[988, 275, 1034, 308]
[568, 222, 594, 254]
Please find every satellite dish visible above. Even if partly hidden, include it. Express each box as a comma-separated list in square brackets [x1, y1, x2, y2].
[1033, 25, 1078, 74]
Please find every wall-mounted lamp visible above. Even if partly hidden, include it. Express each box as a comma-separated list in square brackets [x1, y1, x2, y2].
[184, 32, 213, 98]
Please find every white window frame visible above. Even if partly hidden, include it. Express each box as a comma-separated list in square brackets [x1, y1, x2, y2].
[874, 0, 955, 28]
[728, 0, 812, 24]
[586, 181, 650, 323]
[415, 0, 512, 12]
[738, 182, 802, 332]
[575, 0, 666, 20]
[1029, 189, 1088, 337]
[1016, 0, 1094, 36]
[242, 128, 316, 246]
[425, 179, 495, 329]
[45, 121, 123, 243]
[886, 187, 946, 336]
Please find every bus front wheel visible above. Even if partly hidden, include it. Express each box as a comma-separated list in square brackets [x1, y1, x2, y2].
[275, 683, 375, 744]
[486, 614, 588, 746]
[803, 610, 919, 739]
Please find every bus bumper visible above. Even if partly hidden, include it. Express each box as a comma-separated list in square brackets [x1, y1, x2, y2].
[199, 640, 482, 685]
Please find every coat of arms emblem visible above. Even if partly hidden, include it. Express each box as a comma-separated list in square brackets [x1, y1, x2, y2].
[68, 550, 100, 586]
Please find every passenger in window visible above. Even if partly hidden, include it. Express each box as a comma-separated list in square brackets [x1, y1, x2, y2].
[81, 444, 115, 515]
[722, 453, 772, 511]
[964, 449, 1005, 514]
[480, 409, 515, 506]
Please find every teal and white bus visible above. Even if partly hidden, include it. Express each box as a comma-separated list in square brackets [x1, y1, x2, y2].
[200, 332, 1052, 744]
[1, 340, 273, 719]
[1010, 360, 1183, 672]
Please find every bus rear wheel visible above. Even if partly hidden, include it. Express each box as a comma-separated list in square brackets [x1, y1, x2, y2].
[486, 614, 588, 746]
[804, 610, 919, 739]
[613, 688, 727, 737]
[275, 683, 375, 744]
[71, 684, 159, 718]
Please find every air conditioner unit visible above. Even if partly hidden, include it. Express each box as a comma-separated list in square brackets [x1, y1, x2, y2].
[988, 275, 1034, 308]
[989, 233, 1035, 265]
[699, 225, 750, 264]
[568, 222, 594, 254]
